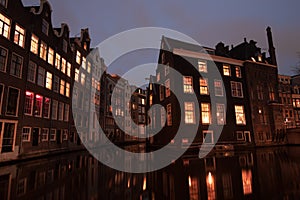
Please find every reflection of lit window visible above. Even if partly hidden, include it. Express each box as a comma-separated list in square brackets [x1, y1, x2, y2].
[165, 79, 170, 97]
[34, 94, 43, 117]
[198, 60, 207, 72]
[167, 104, 172, 126]
[222, 174, 233, 199]
[235, 66, 242, 78]
[206, 172, 216, 200]
[183, 76, 193, 93]
[76, 51, 81, 64]
[161, 107, 165, 127]
[189, 176, 199, 200]
[149, 94, 153, 106]
[235, 105, 246, 125]
[214, 80, 223, 96]
[242, 169, 252, 195]
[216, 104, 226, 125]
[201, 103, 211, 124]
[185, 102, 195, 124]
[75, 69, 79, 82]
[200, 78, 209, 95]
[223, 64, 231, 76]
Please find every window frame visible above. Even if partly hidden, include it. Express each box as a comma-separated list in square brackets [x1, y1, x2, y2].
[41, 128, 49, 142]
[223, 64, 231, 76]
[10, 53, 23, 78]
[37, 66, 45, 87]
[184, 102, 196, 124]
[43, 97, 51, 119]
[216, 104, 226, 125]
[34, 94, 43, 117]
[198, 60, 207, 73]
[201, 103, 211, 124]
[183, 76, 193, 94]
[27, 61, 37, 83]
[14, 24, 25, 48]
[39, 41, 47, 61]
[231, 81, 244, 98]
[167, 104, 172, 126]
[0, 13, 11, 39]
[50, 129, 56, 141]
[235, 105, 246, 125]
[45, 71, 52, 90]
[214, 79, 224, 97]
[30, 34, 39, 54]
[0, 83, 4, 114]
[5, 86, 20, 116]
[203, 130, 214, 144]
[200, 77, 209, 95]
[0, 45, 8, 72]
[165, 79, 170, 97]
[235, 66, 242, 78]
[24, 91, 34, 115]
[42, 19, 49, 36]
[22, 127, 31, 142]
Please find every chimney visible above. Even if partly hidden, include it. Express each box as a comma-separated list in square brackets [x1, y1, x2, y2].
[266, 26, 277, 66]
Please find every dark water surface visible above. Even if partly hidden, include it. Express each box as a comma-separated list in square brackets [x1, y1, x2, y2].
[0, 145, 299, 200]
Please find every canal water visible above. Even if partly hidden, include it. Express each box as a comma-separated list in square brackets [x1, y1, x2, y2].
[0, 146, 299, 200]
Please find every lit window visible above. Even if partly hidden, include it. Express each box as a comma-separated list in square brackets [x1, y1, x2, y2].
[42, 19, 49, 35]
[76, 51, 81, 64]
[231, 81, 243, 98]
[269, 86, 275, 101]
[242, 169, 252, 195]
[34, 94, 43, 117]
[165, 79, 170, 97]
[160, 107, 165, 127]
[53, 76, 59, 93]
[65, 82, 70, 97]
[43, 97, 51, 119]
[82, 57, 86, 69]
[87, 61, 91, 73]
[235, 105, 246, 125]
[64, 104, 69, 122]
[203, 130, 213, 144]
[63, 39, 68, 53]
[149, 94, 153, 106]
[45, 72, 52, 90]
[200, 78, 209, 95]
[30, 34, 39, 54]
[159, 85, 164, 101]
[167, 104, 172, 126]
[60, 80, 65, 95]
[51, 100, 58, 120]
[55, 53, 61, 70]
[81, 73, 85, 85]
[67, 62, 71, 77]
[0, 46, 8, 72]
[201, 103, 211, 124]
[223, 64, 231, 76]
[75, 68, 79, 82]
[217, 104, 226, 125]
[6, 87, 19, 116]
[37, 67, 45, 87]
[198, 60, 207, 73]
[39, 41, 47, 61]
[185, 102, 195, 124]
[22, 127, 31, 142]
[48, 47, 54, 65]
[61, 58, 66, 74]
[50, 129, 56, 141]
[235, 66, 242, 78]
[10, 54, 23, 78]
[0, 13, 11, 39]
[58, 102, 64, 121]
[24, 91, 34, 115]
[214, 80, 223, 96]
[41, 128, 49, 142]
[183, 76, 193, 93]
[14, 24, 25, 48]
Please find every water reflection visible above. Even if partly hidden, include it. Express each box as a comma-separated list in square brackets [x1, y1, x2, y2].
[0, 146, 299, 199]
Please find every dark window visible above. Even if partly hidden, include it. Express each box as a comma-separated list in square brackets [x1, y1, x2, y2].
[6, 87, 19, 116]
[0, 46, 8, 72]
[10, 54, 23, 78]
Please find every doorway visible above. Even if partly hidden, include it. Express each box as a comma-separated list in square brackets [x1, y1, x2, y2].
[244, 131, 251, 143]
[32, 128, 40, 146]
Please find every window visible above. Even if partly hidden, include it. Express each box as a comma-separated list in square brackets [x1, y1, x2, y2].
[82, 57, 86, 69]
[53, 76, 59, 93]
[24, 91, 34, 115]
[17, 178, 27, 196]
[76, 51, 81, 64]
[0, 0, 7, 7]
[14, 24, 25, 48]
[65, 82, 70, 97]
[27, 61, 36, 83]
[167, 104, 172, 126]
[55, 53, 61, 70]
[200, 78, 209, 95]
[34, 94, 43, 117]
[81, 73, 85, 85]
[258, 107, 267, 124]
[22, 127, 31, 142]
[0, 13, 11, 39]
[165, 79, 170, 97]
[223, 64, 231, 76]
[236, 131, 244, 141]
[41, 129, 49, 141]
[45, 72, 52, 90]
[64, 104, 69, 122]
[235, 66, 242, 78]
[60, 80, 65, 95]
[63, 39, 68, 53]
[1, 122, 17, 152]
[48, 47, 54, 65]
[216, 104, 226, 125]
[42, 19, 49, 35]
[0, 46, 8, 72]
[58, 102, 64, 121]
[51, 100, 58, 120]
[50, 129, 56, 141]
[198, 60, 207, 72]
[257, 84, 264, 100]
[61, 58, 66, 73]
[75, 68, 79, 82]
[159, 85, 164, 101]
[67, 62, 71, 77]
[269, 86, 275, 101]
[203, 130, 213, 144]
[37, 67, 45, 86]
[87, 61, 91, 73]
[30, 34, 39, 54]
[43, 97, 51, 118]
[10, 54, 23, 78]
[235, 105, 246, 125]
[39, 41, 47, 61]
[201, 103, 211, 124]
[63, 130, 68, 141]
[183, 76, 193, 93]
[214, 80, 224, 96]
[157, 72, 160, 82]
[165, 65, 169, 76]
[6, 87, 19, 116]
[231, 81, 243, 98]
[160, 107, 165, 127]
[185, 102, 195, 124]
[0, 84, 3, 114]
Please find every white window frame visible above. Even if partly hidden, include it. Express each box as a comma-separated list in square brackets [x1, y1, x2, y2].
[203, 130, 214, 144]
[236, 131, 245, 141]
[198, 60, 207, 73]
[201, 103, 211, 124]
[63, 129, 68, 141]
[43, 97, 51, 119]
[214, 80, 224, 97]
[34, 94, 43, 117]
[51, 100, 58, 120]
[50, 129, 56, 141]
[183, 76, 193, 94]
[55, 53, 61, 70]
[67, 62, 71, 77]
[65, 82, 70, 97]
[200, 78, 209, 95]
[61, 58, 66, 74]
[216, 104, 226, 125]
[39, 41, 47, 61]
[223, 64, 231, 76]
[47, 47, 54, 65]
[235, 105, 246, 125]
[184, 102, 195, 124]
[231, 81, 244, 98]
[5, 87, 20, 117]
[0, 13, 11, 39]
[60, 80, 65, 95]
[235, 66, 242, 78]
[14, 24, 25, 48]
[30, 34, 39, 54]
[42, 19, 49, 36]
[22, 127, 31, 142]
[58, 102, 64, 121]
[41, 128, 49, 142]
[37, 66, 45, 87]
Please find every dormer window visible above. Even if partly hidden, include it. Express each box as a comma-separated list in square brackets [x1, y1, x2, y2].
[83, 42, 87, 50]
[42, 19, 49, 36]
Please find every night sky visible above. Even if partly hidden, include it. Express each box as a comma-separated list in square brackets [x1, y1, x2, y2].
[23, 0, 300, 76]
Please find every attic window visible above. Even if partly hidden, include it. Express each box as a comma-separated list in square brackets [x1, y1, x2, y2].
[42, 19, 49, 36]
[83, 42, 87, 50]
